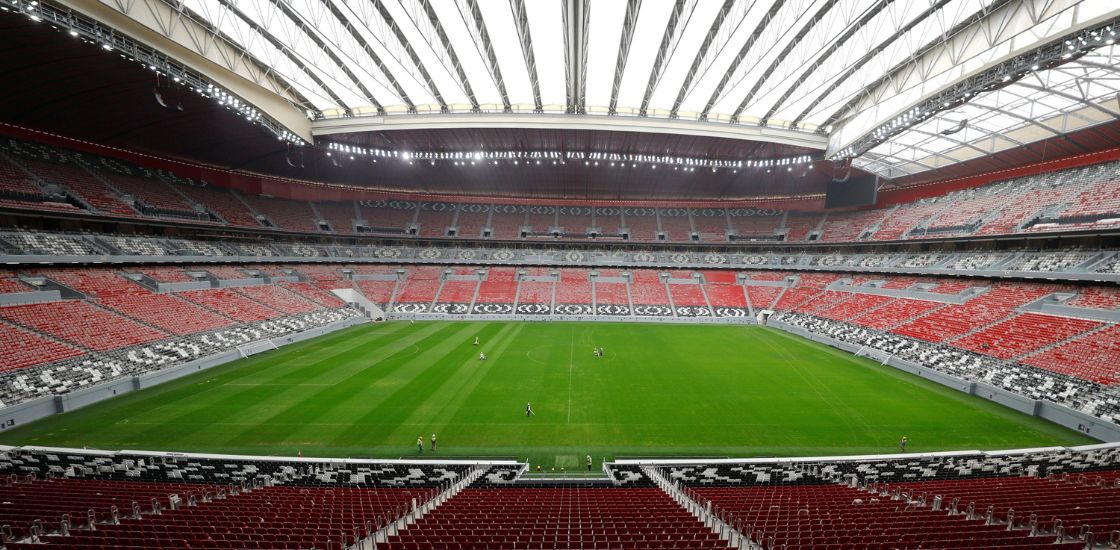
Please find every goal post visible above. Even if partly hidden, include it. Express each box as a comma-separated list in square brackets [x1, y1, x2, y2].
[855, 346, 892, 365]
[236, 339, 279, 358]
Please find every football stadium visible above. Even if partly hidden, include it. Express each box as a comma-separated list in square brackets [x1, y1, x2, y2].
[0, 0, 1118, 548]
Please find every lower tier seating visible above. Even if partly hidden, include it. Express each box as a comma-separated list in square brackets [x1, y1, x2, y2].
[383, 487, 725, 550]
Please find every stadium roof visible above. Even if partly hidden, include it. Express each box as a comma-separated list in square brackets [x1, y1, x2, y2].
[4, 0, 1120, 196]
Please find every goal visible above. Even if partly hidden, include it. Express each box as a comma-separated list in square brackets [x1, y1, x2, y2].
[236, 339, 279, 358]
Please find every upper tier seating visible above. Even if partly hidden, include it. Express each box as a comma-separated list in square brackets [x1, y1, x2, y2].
[871, 201, 947, 240]
[783, 213, 824, 242]
[817, 209, 891, 242]
[13, 157, 137, 218]
[526, 207, 555, 234]
[1048, 178, 1120, 223]
[456, 207, 488, 238]
[730, 213, 782, 239]
[316, 200, 357, 234]
[98, 172, 198, 216]
[658, 211, 691, 241]
[488, 209, 524, 239]
[358, 201, 416, 233]
[242, 195, 319, 232]
[7, 137, 1120, 243]
[692, 210, 728, 241]
[624, 210, 659, 241]
[418, 204, 456, 237]
[557, 206, 593, 235]
[176, 184, 260, 227]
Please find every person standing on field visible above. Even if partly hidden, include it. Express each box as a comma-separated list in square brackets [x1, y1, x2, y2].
[899, 436, 908, 452]
[586, 455, 592, 472]
[417, 436, 424, 454]
[526, 402, 534, 417]
[431, 433, 437, 452]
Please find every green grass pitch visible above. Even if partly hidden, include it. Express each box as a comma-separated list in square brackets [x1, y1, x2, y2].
[0, 321, 1094, 469]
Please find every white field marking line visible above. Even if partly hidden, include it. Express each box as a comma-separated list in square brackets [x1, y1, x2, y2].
[567, 326, 575, 424]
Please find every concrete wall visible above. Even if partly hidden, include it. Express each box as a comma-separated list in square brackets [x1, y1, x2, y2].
[0, 316, 366, 432]
[0, 290, 61, 306]
[387, 313, 754, 324]
[769, 320, 1120, 442]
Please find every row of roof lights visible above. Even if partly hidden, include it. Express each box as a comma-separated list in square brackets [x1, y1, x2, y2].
[326, 143, 813, 172]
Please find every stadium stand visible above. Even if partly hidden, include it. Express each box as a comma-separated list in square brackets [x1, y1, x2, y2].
[384, 485, 725, 550]
[0, 300, 165, 351]
[417, 203, 456, 238]
[315, 200, 358, 234]
[474, 268, 517, 312]
[179, 288, 283, 322]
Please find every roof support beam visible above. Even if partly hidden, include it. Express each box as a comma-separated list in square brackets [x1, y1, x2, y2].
[670, 0, 736, 118]
[790, 0, 956, 127]
[266, 0, 394, 113]
[608, 0, 642, 115]
[730, 0, 842, 122]
[761, 0, 894, 127]
[563, 0, 591, 114]
[700, 0, 786, 121]
[1014, 81, 1120, 118]
[312, 112, 829, 150]
[361, 0, 448, 112]
[201, 0, 327, 110]
[212, 0, 351, 112]
[465, 0, 511, 112]
[639, 0, 687, 117]
[417, 0, 480, 111]
[510, 0, 543, 113]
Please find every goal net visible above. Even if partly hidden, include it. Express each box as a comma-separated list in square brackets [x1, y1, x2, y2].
[236, 339, 279, 358]
[854, 346, 892, 365]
